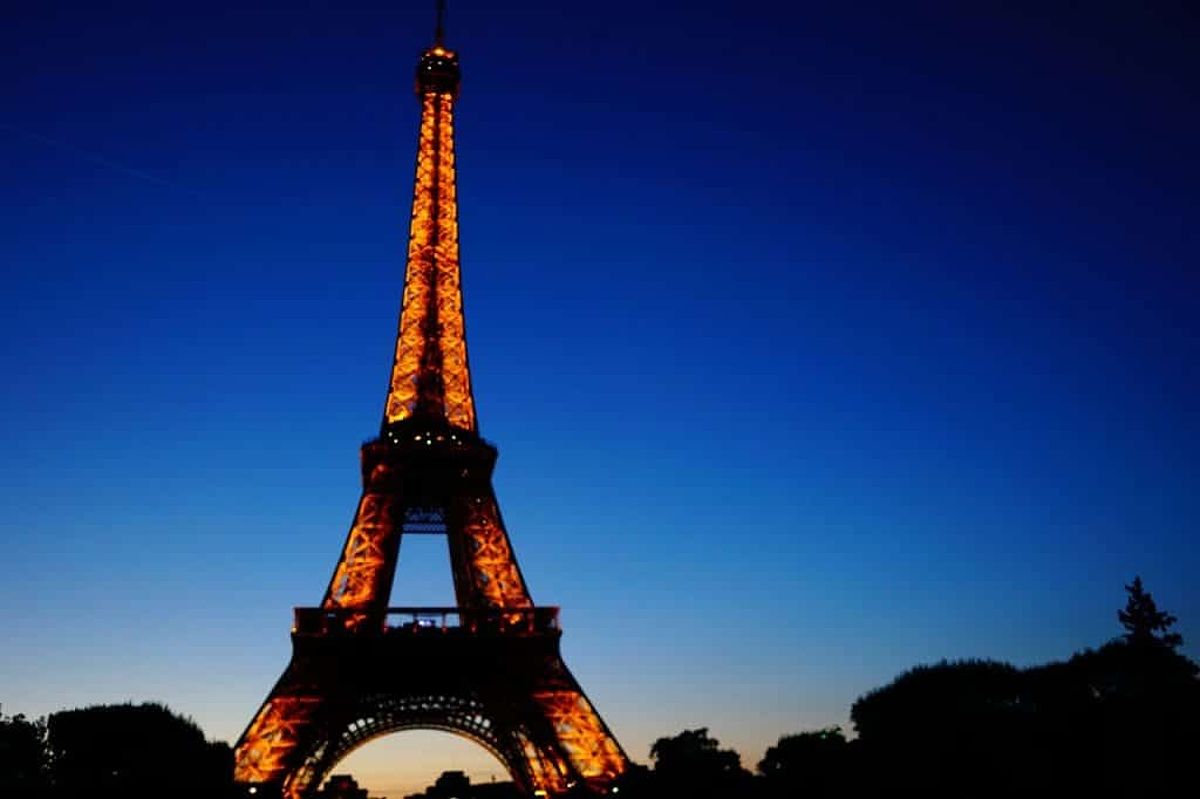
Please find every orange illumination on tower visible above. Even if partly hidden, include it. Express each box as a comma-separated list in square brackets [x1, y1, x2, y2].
[385, 42, 477, 432]
[233, 7, 629, 796]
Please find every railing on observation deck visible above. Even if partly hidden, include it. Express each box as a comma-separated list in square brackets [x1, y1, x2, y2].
[292, 606, 560, 636]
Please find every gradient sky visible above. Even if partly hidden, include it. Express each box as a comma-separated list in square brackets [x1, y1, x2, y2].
[2, 1, 1198, 796]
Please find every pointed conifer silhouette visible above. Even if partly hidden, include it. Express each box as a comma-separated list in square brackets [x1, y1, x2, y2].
[1118, 575, 1183, 649]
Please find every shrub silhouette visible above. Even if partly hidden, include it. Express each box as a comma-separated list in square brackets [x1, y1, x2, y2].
[757, 727, 847, 798]
[0, 710, 51, 798]
[47, 702, 233, 799]
[648, 728, 753, 798]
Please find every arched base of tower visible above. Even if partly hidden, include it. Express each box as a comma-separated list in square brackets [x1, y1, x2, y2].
[235, 610, 627, 798]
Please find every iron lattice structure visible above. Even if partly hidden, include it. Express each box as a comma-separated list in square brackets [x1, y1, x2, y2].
[233, 22, 628, 799]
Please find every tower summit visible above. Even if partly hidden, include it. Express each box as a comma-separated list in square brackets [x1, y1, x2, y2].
[386, 5, 472, 432]
[233, 7, 629, 797]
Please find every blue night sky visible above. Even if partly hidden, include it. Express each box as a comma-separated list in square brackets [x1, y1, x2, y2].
[2, 1, 1197, 795]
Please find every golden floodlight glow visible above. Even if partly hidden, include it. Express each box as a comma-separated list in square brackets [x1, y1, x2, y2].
[234, 696, 321, 786]
[322, 488, 396, 619]
[451, 493, 534, 608]
[233, 19, 628, 796]
[533, 691, 628, 785]
[386, 89, 477, 432]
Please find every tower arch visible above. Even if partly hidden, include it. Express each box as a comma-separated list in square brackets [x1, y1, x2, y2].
[288, 694, 540, 796]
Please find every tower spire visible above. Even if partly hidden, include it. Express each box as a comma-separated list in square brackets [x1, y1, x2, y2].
[435, 0, 446, 46]
[384, 10, 473, 432]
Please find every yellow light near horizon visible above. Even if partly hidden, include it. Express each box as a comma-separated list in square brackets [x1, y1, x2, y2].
[332, 729, 508, 798]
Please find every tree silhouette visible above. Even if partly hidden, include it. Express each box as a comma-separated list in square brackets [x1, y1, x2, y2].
[1118, 575, 1183, 649]
[0, 710, 51, 798]
[46, 702, 234, 799]
[648, 728, 753, 798]
[757, 727, 847, 798]
[841, 578, 1200, 798]
[850, 659, 1025, 797]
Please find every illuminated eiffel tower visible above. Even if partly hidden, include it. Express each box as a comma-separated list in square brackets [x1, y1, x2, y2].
[233, 7, 629, 798]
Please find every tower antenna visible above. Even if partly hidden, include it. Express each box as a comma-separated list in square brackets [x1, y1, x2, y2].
[435, 0, 446, 45]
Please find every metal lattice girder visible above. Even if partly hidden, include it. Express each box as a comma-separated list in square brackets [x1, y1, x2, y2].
[323, 492, 397, 616]
[519, 731, 572, 796]
[449, 491, 534, 609]
[289, 693, 525, 796]
[386, 87, 476, 431]
[431, 95, 474, 429]
[533, 690, 628, 786]
[235, 695, 322, 785]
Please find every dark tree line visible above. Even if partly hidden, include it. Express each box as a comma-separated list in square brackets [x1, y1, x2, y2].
[843, 576, 1198, 799]
[0, 702, 235, 799]
[613, 576, 1198, 799]
[0, 710, 48, 796]
[4, 578, 1195, 799]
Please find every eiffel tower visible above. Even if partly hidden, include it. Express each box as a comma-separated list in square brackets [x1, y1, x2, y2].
[233, 7, 629, 798]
